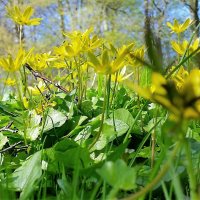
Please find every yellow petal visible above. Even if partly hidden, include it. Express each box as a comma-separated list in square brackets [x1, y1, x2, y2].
[183, 107, 199, 119]
[166, 22, 173, 29]
[23, 97, 29, 109]
[192, 38, 199, 50]
[88, 52, 101, 67]
[23, 6, 34, 19]
[102, 50, 110, 66]
[171, 41, 184, 55]
[27, 18, 42, 26]
[180, 18, 191, 32]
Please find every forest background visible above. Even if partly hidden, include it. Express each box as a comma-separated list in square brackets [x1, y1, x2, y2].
[0, 0, 198, 60]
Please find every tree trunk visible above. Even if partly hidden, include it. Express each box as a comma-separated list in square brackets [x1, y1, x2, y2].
[57, 0, 66, 39]
[181, 0, 200, 36]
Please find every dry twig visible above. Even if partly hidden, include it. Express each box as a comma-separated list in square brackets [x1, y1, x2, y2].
[25, 63, 69, 94]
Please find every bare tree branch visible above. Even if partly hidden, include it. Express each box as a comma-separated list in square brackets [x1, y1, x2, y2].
[25, 63, 69, 94]
[0, 141, 22, 153]
[152, 0, 162, 13]
[181, 0, 200, 36]
[0, 121, 18, 133]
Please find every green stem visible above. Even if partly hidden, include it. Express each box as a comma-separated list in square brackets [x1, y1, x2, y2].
[23, 122, 28, 145]
[151, 106, 158, 168]
[64, 59, 74, 90]
[14, 71, 27, 145]
[137, 66, 140, 108]
[161, 181, 171, 200]
[102, 180, 106, 200]
[19, 25, 22, 47]
[19, 25, 28, 97]
[112, 105, 116, 132]
[110, 72, 118, 106]
[123, 142, 181, 200]
[107, 187, 119, 200]
[128, 118, 162, 167]
[13, 72, 23, 103]
[184, 139, 198, 200]
[89, 180, 103, 200]
[98, 74, 103, 97]
[105, 74, 111, 118]
[88, 78, 107, 150]
[22, 66, 27, 96]
[171, 164, 184, 200]
[74, 57, 82, 105]
[123, 103, 147, 145]
[84, 65, 89, 100]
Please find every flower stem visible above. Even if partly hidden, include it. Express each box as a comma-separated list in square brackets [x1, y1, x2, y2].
[19, 25, 22, 47]
[184, 139, 198, 200]
[122, 142, 180, 200]
[74, 57, 82, 106]
[110, 72, 118, 106]
[105, 74, 111, 118]
[13, 72, 23, 103]
[89, 77, 107, 150]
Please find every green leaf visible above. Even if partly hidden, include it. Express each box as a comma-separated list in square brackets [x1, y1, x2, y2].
[144, 117, 164, 133]
[67, 115, 100, 137]
[80, 100, 93, 117]
[8, 151, 42, 200]
[54, 147, 91, 169]
[0, 133, 8, 150]
[27, 111, 42, 141]
[44, 108, 68, 132]
[93, 119, 129, 150]
[54, 138, 78, 151]
[46, 138, 92, 170]
[0, 103, 18, 117]
[97, 159, 137, 190]
[112, 108, 134, 127]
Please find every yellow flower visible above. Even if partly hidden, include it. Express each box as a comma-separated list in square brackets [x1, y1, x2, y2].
[55, 32, 82, 58]
[181, 69, 200, 119]
[128, 46, 145, 67]
[80, 63, 88, 73]
[88, 43, 134, 74]
[150, 73, 167, 95]
[170, 66, 189, 90]
[0, 48, 31, 72]
[28, 81, 46, 95]
[167, 18, 192, 34]
[83, 34, 103, 51]
[55, 28, 103, 58]
[35, 101, 57, 114]
[6, 6, 42, 26]
[182, 69, 200, 103]
[54, 40, 82, 58]
[51, 60, 67, 69]
[63, 29, 92, 40]
[171, 38, 199, 55]
[3, 78, 16, 86]
[63, 28, 103, 52]
[130, 69, 200, 120]
[111, 67, 133, 83]
[27, 52, 56, 71]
